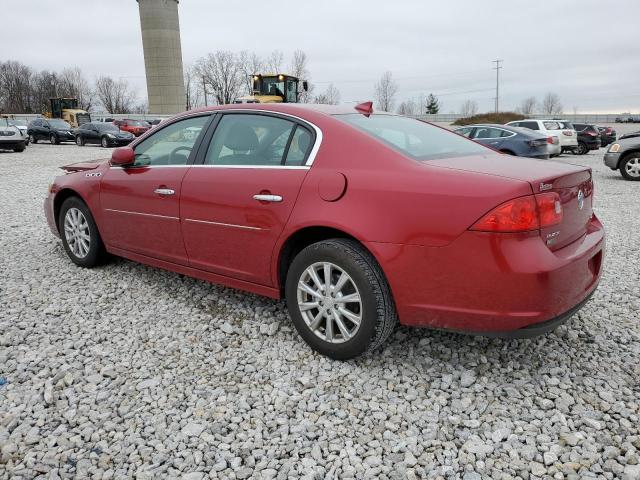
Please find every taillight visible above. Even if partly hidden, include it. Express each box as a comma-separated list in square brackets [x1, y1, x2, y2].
[586, 130, 598, 137]
[547, 136, 554, 144]
[470, 193, 562, 233]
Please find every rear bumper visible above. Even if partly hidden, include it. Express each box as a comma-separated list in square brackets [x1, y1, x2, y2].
[367, 214, 605, 334]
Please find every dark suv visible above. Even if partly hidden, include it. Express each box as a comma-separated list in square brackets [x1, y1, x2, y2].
[27, 118, 75, 144]
[597, 126, 617, 148]
[572, 123, 602, 155]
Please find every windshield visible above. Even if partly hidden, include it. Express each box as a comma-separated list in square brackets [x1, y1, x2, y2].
[97, 123, 119, 132]
[337, 114, 490, 160]
[50, 119, 71, 129]
[261, 78, 285, 97]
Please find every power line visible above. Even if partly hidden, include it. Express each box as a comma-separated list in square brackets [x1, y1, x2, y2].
[492, 59, 503, 113]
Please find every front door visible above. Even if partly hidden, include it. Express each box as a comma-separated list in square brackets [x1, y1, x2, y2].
[99, 114, 211, 265]
[180, 112, 315, 285]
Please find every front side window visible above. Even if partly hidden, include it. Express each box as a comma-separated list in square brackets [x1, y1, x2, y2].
[285, 79, 298, 102]
[204, 114, 301, 166]
[133, 115, 209, 166]
[337, 114, 489, 161]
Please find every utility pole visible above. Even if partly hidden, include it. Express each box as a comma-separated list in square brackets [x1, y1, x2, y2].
[492, 59, 503, 113]
[202, 75, 208, 106]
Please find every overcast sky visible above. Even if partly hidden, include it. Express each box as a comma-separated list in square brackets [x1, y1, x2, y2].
[4, 0, 640, 113]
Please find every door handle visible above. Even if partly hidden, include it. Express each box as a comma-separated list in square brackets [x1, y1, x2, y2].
[253, 194, 283, 203]
[154, 188, 175, 196]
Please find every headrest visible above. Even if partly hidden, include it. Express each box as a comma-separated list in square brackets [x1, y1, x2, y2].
[223, 123, 259, 151]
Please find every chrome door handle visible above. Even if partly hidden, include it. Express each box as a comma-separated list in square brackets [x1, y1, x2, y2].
[154, 188, 175, 196]
[253, 194, 283, 203]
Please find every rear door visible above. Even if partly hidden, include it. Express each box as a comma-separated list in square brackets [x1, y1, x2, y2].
[99, 114, 212, 265]
[180, 112, 316, 285]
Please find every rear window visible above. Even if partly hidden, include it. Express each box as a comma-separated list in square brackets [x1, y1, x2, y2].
[337, 114, 489, 160]
[558, 121, 574, 129]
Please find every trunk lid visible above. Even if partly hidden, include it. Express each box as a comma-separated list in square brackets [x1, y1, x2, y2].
[428, 154, 593, 250]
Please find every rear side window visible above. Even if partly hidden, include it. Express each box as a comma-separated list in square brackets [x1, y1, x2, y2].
[520, 121, 539, 130]
[284, 126, 313, 165]
[543, 121, 560, 130]
[573, 124, 586, 131]
[337, 114, 489, 160]
[473, 127, 505, 139]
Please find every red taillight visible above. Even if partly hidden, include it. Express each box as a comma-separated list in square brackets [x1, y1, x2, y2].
[547, 136, 554, 144]
[586, 131, 598, 137]
[470, 193, 562, 233]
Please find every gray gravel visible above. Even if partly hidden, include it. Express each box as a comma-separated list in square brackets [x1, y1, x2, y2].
[1, 141, 639, 480]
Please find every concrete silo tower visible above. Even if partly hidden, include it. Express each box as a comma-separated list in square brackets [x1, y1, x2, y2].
[137, 0, 186, 114]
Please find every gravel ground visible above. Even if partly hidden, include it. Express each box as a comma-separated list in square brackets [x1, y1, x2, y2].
[1, 141, 639, 480]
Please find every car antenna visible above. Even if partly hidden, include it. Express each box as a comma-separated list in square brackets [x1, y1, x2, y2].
[355, 101, 373, 117]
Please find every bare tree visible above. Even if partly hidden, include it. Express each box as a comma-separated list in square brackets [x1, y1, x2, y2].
[374, 71, 398, 112]
[94, 76, 136, 113]
[541, 92, 563, 115]
[0, 61, 33, 113]
[517, 96, 537, 116]
[314, 83, 340, 105]
[460, 99, 478, 117]
[31, 70, 60, 114]
[238, 50, 264, 94]
[267, 50, 284, 73]
[288, 50, 313, 103]
[184, 64, 203, 110]
[397, 99, 417, 115]
[58, 67, 93, 111]
[196, 51, 244, 105]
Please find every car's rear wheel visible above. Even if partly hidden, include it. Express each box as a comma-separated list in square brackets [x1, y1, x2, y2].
[29, 134, 37, 144]
[285, 238, 397, 360]
[101, 136, 110, 148]
[58, 197, 107, 267]
[576, 141, 588, 155]
[620, 154, 640, 181]
[50, 134, 58, 145]
[76, 135, 84, 146]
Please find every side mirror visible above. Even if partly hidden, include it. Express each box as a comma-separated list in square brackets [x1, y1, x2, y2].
[111, 146, 135, 167]
[302, 81, 308, 92]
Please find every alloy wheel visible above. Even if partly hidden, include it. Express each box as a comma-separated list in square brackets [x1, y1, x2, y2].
[63, 208, 91, 258]
[76, 136, 83, 146]
[101, 137, 109, 148]
[296, 261, 362, 344]
[50, 134, 56, 145]
[624, 157, 640, 178]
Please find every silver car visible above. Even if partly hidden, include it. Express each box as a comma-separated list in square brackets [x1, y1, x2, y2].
[0, 118, 26, 152]
[604, 137, 640, 181]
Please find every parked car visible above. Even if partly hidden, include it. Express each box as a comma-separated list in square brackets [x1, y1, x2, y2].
[506, 119, 574, 155]
[75, 122, 135, 148]
[148, 119, 163, 127]
[454, 124, 551, 159]
[604, 137, 640, 180]
[27, 118, 75, 144]
[0, 118, 26, 152]
[113, 119, 150, 137]
[44, 103, 605, 359]
[7, 118, 30, 145]
[572, 123, 602, 155]
[620, 131, 640, 140]
[596, 126, 617, 147]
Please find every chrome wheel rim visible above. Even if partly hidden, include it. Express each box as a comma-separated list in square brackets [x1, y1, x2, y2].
[625, 157, 640, 178]
[64, 208, 91, 258]
[297, 262, 362, 344]
[76, 136, 82, 146]
[50, 135, 56, 144]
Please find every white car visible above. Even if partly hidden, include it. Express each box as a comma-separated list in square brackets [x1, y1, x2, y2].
[507, 119, 577, 155]
[0, 118, 26, 152]
[7, 118, 30, 145]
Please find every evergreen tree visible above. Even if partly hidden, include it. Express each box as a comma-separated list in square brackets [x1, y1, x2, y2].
[425, 93, 440, 114]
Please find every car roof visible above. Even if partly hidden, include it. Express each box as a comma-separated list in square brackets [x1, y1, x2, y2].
[186, 103, 394, 118]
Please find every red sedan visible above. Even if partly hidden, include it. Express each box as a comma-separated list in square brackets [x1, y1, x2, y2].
[113, 119, 150, 137]
[44, 103, 605, 359]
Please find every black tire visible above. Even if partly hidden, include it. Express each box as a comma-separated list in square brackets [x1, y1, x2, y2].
[620, 154, 640, 181]
[29, 134, 37, 144]
[50, 134, 58, 145]
[499, 149, 515, 156]
[58, 197, 107, 268]
[13, 145, 25, 152]
[101, 136, 110, 148]
[285, 238, 397, 360]
[76, 135, 84, 146]
[576, 142, 588, 155]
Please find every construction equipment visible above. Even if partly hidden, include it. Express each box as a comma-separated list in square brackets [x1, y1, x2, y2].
[235, 74, 308, 104]
[45, 98, 91, 128]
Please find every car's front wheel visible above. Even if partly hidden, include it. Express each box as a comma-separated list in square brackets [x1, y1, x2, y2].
[58, 197, 107, 267]
[101, 136, 110, 148]
[76, 135, 84, 146]
[285, 239, 397, 360]
[50, 134, 58, 145]
[620, 154, 640, 181]
[29, 134, 37, 144]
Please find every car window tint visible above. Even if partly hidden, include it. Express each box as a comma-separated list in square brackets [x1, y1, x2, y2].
[543, 121, 560, 130]
[133, 115, 208, 167]
[500, 129, 514, 137]
[473, 127, 504, 139]
[455, 127, 473, 138]
[204, 114, 296, 166]
[338, 114, 488, 161]
[521, 121, 539, 130]
[284, 126, 313, 165]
